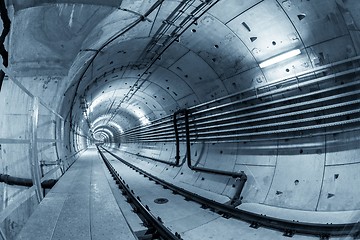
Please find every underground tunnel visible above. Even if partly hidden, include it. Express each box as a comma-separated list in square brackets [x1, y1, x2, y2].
[0, 0, 360, 239]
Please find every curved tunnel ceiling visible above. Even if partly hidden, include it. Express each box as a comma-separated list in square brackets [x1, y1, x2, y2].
[41, 0, 360, 140]
[6, 0, 359, 144]
[3, 0, 360, 238]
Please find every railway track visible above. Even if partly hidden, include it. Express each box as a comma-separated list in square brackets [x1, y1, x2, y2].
[97, 145, 359, 239]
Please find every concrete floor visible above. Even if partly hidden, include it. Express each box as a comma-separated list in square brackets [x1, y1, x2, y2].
[15, 147, 356, 240]
[15, 147, 136, 240]
[105, 151, 305, 240]
[1, 1, 359, 240]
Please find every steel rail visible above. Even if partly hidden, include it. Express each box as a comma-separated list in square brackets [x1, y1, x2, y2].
[100, 147, 359, 238]
[96, 146, 181, 240]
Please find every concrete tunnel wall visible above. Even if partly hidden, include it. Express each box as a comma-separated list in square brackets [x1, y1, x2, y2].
[0, 0, 360, 239]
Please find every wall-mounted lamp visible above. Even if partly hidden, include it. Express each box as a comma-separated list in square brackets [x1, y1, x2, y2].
[259, 49, 301, 68]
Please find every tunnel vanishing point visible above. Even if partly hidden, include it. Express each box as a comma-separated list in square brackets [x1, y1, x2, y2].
[0, 0, 360, 239]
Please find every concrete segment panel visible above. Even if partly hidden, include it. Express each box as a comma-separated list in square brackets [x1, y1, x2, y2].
[317, 163, 360, 211]
[264, 154, 325, 210]
[232, 164, 275, 203]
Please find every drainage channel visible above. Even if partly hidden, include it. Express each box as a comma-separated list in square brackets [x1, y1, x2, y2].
[99, 146, 358, 239]
[97, 145, 181, 240]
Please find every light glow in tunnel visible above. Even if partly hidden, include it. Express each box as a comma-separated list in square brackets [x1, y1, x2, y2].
[2, 0, 360, 239]
[93, 128, 113, 141]
[86, 91, 151, 133]
[259, 49, 302, 68]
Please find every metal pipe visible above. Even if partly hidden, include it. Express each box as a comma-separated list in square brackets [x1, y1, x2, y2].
[190, 95, 360, 131]
[172, 109, 185, 167]
[128, 115, 360, 143]
[124, 121, 173, 136]
[192, 117, 360, 139]
[191, 67, 360, 118]
[122, 78, 360, 141]
[123, 123, 360, 144]
[127, 99, 360, 140]
[122, 63, 360, 140]
[189, 108, 360, 136]
[182, 109, 247, 178]
[190, 84, 360, 124]
[188, 55, 360, 111]
[117, 111, 186, 167]
[122, 116, 172, 135]
[100, 146, 359, 237]
[0, 174, 57, 189]
[123, 93, 360, 139]
[230, 174, 247, 206]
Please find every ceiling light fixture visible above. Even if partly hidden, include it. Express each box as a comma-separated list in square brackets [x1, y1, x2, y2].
[259, 49, 301, 68]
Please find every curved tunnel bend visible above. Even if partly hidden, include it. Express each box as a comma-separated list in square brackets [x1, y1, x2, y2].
[0, 0, 360, 239]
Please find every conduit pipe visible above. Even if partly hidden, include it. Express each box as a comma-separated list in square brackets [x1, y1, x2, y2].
[188, 55, 360, 112]
[124, 55, 360, 138]
[115, 109, 182, 166]
[99, 146, 357, 237]
[0, 174, 57, 189]
[180, 109, 247, 180]
[122, 78, 360, 144]
[121, 64, 360, 143]
[172, 109, 183, 166]
[230, 175, 247, 206]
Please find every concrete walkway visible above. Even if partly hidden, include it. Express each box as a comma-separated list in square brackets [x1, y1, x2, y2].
[16, 147, 136, 240]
